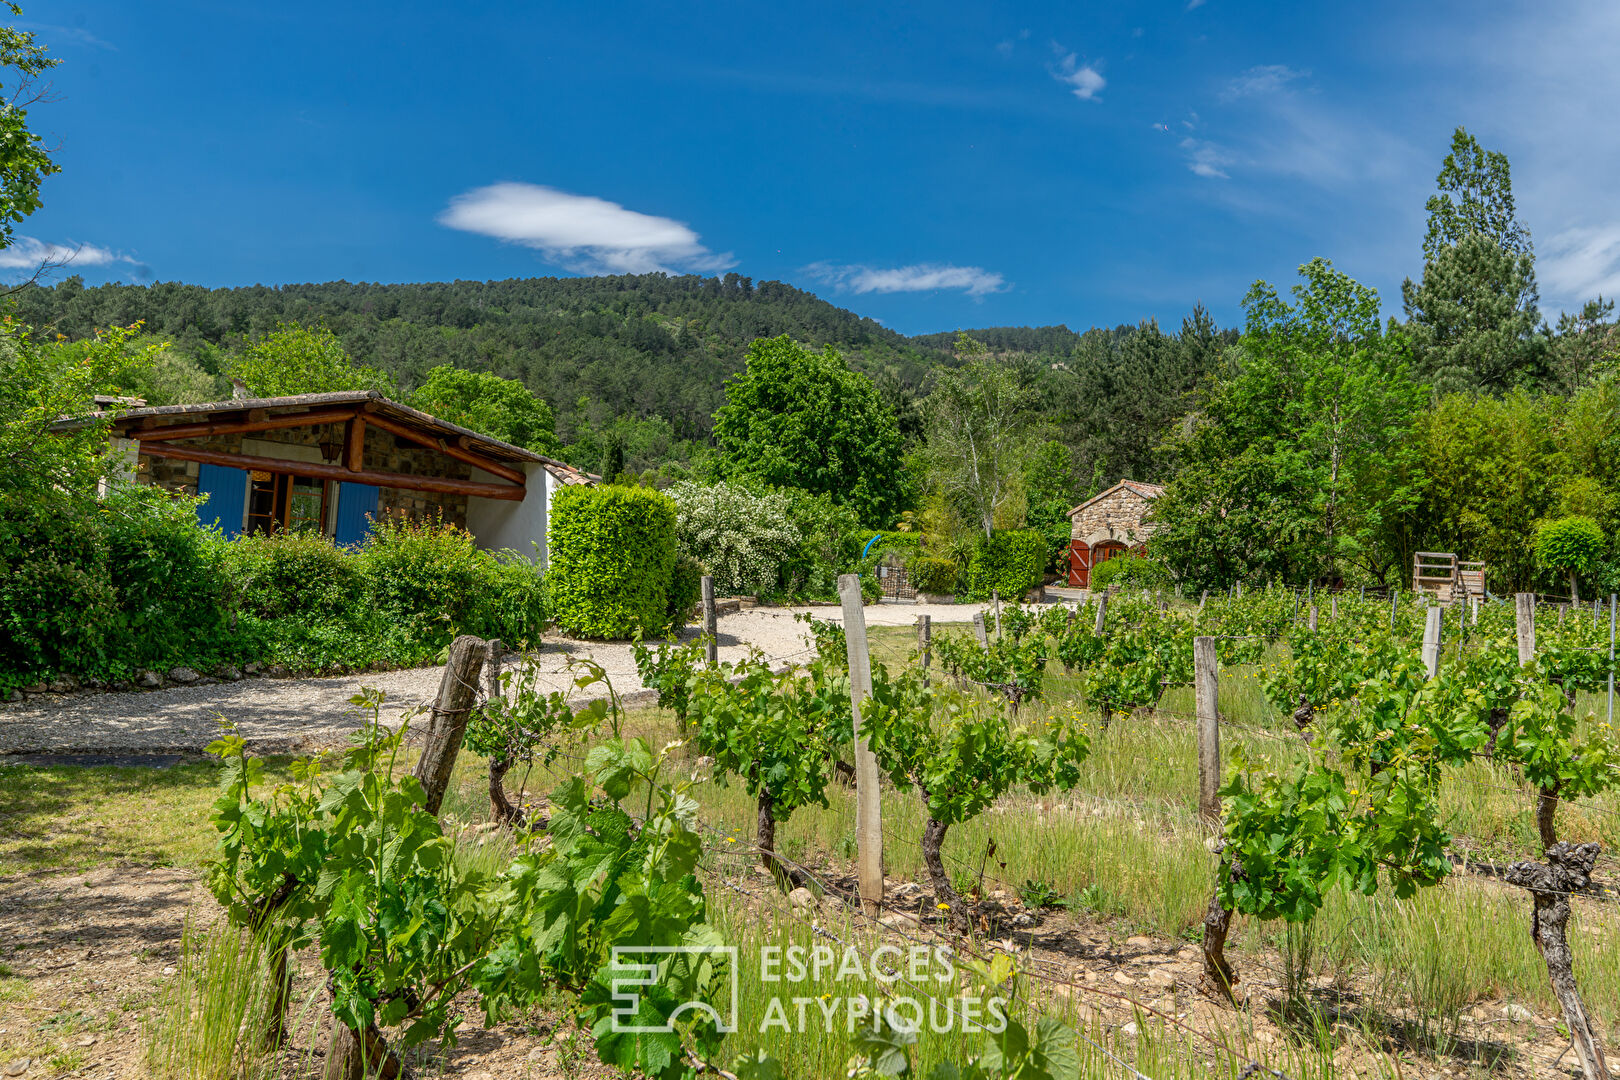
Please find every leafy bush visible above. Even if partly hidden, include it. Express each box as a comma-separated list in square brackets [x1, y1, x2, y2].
[668, 481, 798, 596]
[908, 555, 958, 596]
[223, 529, 364, 622]
[965, 529, 1045, 601]
[1089, 552, 1172, 592]
[549, 484, 678, 639]
[666, 552, 703, 629]
[1534, 515, 1605, 596]
[777, 488, 862, 600]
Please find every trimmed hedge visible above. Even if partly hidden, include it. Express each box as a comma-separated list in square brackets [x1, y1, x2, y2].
[908, 555, 958, 596]
[966, 529, 1045, 601]
[549, 485, 679, 639]
[1089, 552, 1172, 592]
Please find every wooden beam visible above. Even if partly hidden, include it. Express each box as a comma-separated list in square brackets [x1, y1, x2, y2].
[344, 416, 366, 473]
[139, 442, 525, 501]
[129, 407, 361, 443]
[360, 410, 527, 485]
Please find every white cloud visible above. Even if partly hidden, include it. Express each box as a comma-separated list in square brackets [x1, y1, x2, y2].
[1540, 223, 1620, 305]
[1220, 64, 1306, 102]
[1179, 137, 1233, 179]
[805, 262, 1008, 298]
[1186, 0, 1207, 9]
[0, 236, 137, 270]
[1053, 52, 1105, 101]
[438, 182, 734, 274]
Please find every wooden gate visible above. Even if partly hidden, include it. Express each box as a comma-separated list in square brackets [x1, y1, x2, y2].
[1066, 540, 1092, 587]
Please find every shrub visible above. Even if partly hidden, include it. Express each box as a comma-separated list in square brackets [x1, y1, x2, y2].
[777, 489, 862, 601]
[223, 529, 365, 623]
[666, 553, 703, 630]
[1534, 515, 1605, 597]
[909, 555, 958, 596]
[549, 485, 678, 639]
[101, 486, 232, 668]
[1089, 552, 1172, 592]
[0, 505, 117, 682]
[965, 529, 1045, 601]
[668, 481, 799, 597]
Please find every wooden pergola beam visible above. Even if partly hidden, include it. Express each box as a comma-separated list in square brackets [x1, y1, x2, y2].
[361, 410, 527, 485]
[140, 442, 525, 501]
[129, 406, 361, 443]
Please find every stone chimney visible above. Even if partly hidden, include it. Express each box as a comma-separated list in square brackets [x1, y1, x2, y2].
[230, 378, 250, 400]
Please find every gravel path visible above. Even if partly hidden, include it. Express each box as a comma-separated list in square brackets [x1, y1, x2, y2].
[0, 600, 1020, 756]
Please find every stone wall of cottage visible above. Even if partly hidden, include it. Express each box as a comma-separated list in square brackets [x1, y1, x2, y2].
[1069, 488, 1157, 545]
[135, 425, 470, 529]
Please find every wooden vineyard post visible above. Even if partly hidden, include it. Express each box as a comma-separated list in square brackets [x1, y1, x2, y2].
[991, 590, 1003, 638]
[1608, 594, 1616, 727]
[916, 614, 932, 686]
[412, 635, 488, 817]
[972, 611, 988, 647]
[1390, 589, 1399, 629]
[483, 639, 502, 707]
[1093, 593, 1109, 637]
[1308, 605, 1319, 632]
[838, 574, 884, 916]
[1516, 593, 1537, 667]
[701, 575, 718, 666]
[1330, 595, 1337, 621]
[1194, 636, 1220, 826]
[1422, 605, 1443, 679]
[1293, 590, 1301, 624]
[1471, 595, 1480, 626]
[1200, 589, 1208, 611]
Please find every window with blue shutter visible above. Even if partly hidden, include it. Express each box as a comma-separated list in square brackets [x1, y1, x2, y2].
[333, 482, 379, 547]
[195, 463, 248, 538]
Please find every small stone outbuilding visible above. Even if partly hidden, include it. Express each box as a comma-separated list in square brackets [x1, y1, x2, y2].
[1064, 479, 1163, 587]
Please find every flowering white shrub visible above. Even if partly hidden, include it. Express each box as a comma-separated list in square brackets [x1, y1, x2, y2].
[668, 481, 802, 596]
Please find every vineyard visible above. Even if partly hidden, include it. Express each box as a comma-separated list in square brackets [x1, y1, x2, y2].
[179, 584, 1620, 1080]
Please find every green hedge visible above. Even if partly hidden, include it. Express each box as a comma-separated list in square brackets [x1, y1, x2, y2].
[966, 529, 1045, 601]
[549, 485, 679, 639]
[908, 555, 958, 596]
[1089, 552, 1172, 592]
[667, 553, 704, 628]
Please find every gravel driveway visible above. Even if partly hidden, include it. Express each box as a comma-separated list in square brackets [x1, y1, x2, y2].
[0, 600, 1023, 756]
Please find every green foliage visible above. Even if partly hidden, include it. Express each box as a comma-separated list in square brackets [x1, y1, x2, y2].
[1155, 258, 1427, 590]
[549, 484, 679, 639]
[0, 12, 59, 251]
[227, 322, 395, 398]
[665, 553, 703, 629]
[908, 555, 958, 596]
[919, 343, 1040, 539]
[221, 529, 363, 623]
[1402, 127, 1542, 394]
[714, 334, 910, 526]
[1086, 553, 1170, 592]
[965, 529, 1045, 601]
[1534, 515, 1604, 592]
[408, 364, 561, 454]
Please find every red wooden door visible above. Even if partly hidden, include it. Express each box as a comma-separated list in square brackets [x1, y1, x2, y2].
[1066, 541, 1091, 586]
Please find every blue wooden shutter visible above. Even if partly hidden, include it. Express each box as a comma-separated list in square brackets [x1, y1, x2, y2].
[333, 482, 379, 547]
[196, 463, 248, 538]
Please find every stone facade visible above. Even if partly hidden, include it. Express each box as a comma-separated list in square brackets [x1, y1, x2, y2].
[135, 425, 470, 529]
[1067, 480, 1162, 547]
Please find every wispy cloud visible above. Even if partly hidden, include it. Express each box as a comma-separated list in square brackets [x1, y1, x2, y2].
[17, 22, 115, 50]
[1052, 51, 1105, 102]
[1179, 137, 1233, 179]
[1186, 0, 1207, 9]
[438, 182, 733, 274]
[1540, 223, 1620, 305]
[805, 262, 1008, 298]
[1220, 64, 1306, 101]
[0, 236, 142, 273]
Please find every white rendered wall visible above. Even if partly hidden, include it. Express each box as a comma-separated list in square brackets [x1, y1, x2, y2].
[466, 461, 551, 566]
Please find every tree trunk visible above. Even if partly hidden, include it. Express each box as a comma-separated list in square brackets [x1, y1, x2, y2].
[1484, 706, 1508, 757]
[1201, 884, 1237, 1001]
[1537, 784, 1561, 854]
[488, 755, 523, 826]
[921, 817, 971, 933]
[325, 1021, 408, 1080]
[1505, 843, 1612, 1080]
[260, 934, 292, 1052]
[411, 635, 487, 817]
[1573, 571, 1581, 607]
[756, 790, 803, 890]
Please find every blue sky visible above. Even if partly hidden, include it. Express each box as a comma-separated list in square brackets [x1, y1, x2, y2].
[17, 1, 1620, 336]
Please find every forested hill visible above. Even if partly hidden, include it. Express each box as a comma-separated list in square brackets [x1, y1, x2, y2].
[13, 273, 949, 443]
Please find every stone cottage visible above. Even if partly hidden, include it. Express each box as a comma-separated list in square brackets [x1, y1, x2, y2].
[1064, 479, 1163, 587]
[54, 390, 593, 565]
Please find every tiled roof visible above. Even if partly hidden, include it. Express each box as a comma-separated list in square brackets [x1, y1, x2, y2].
[1065, 479, 1163, 518]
